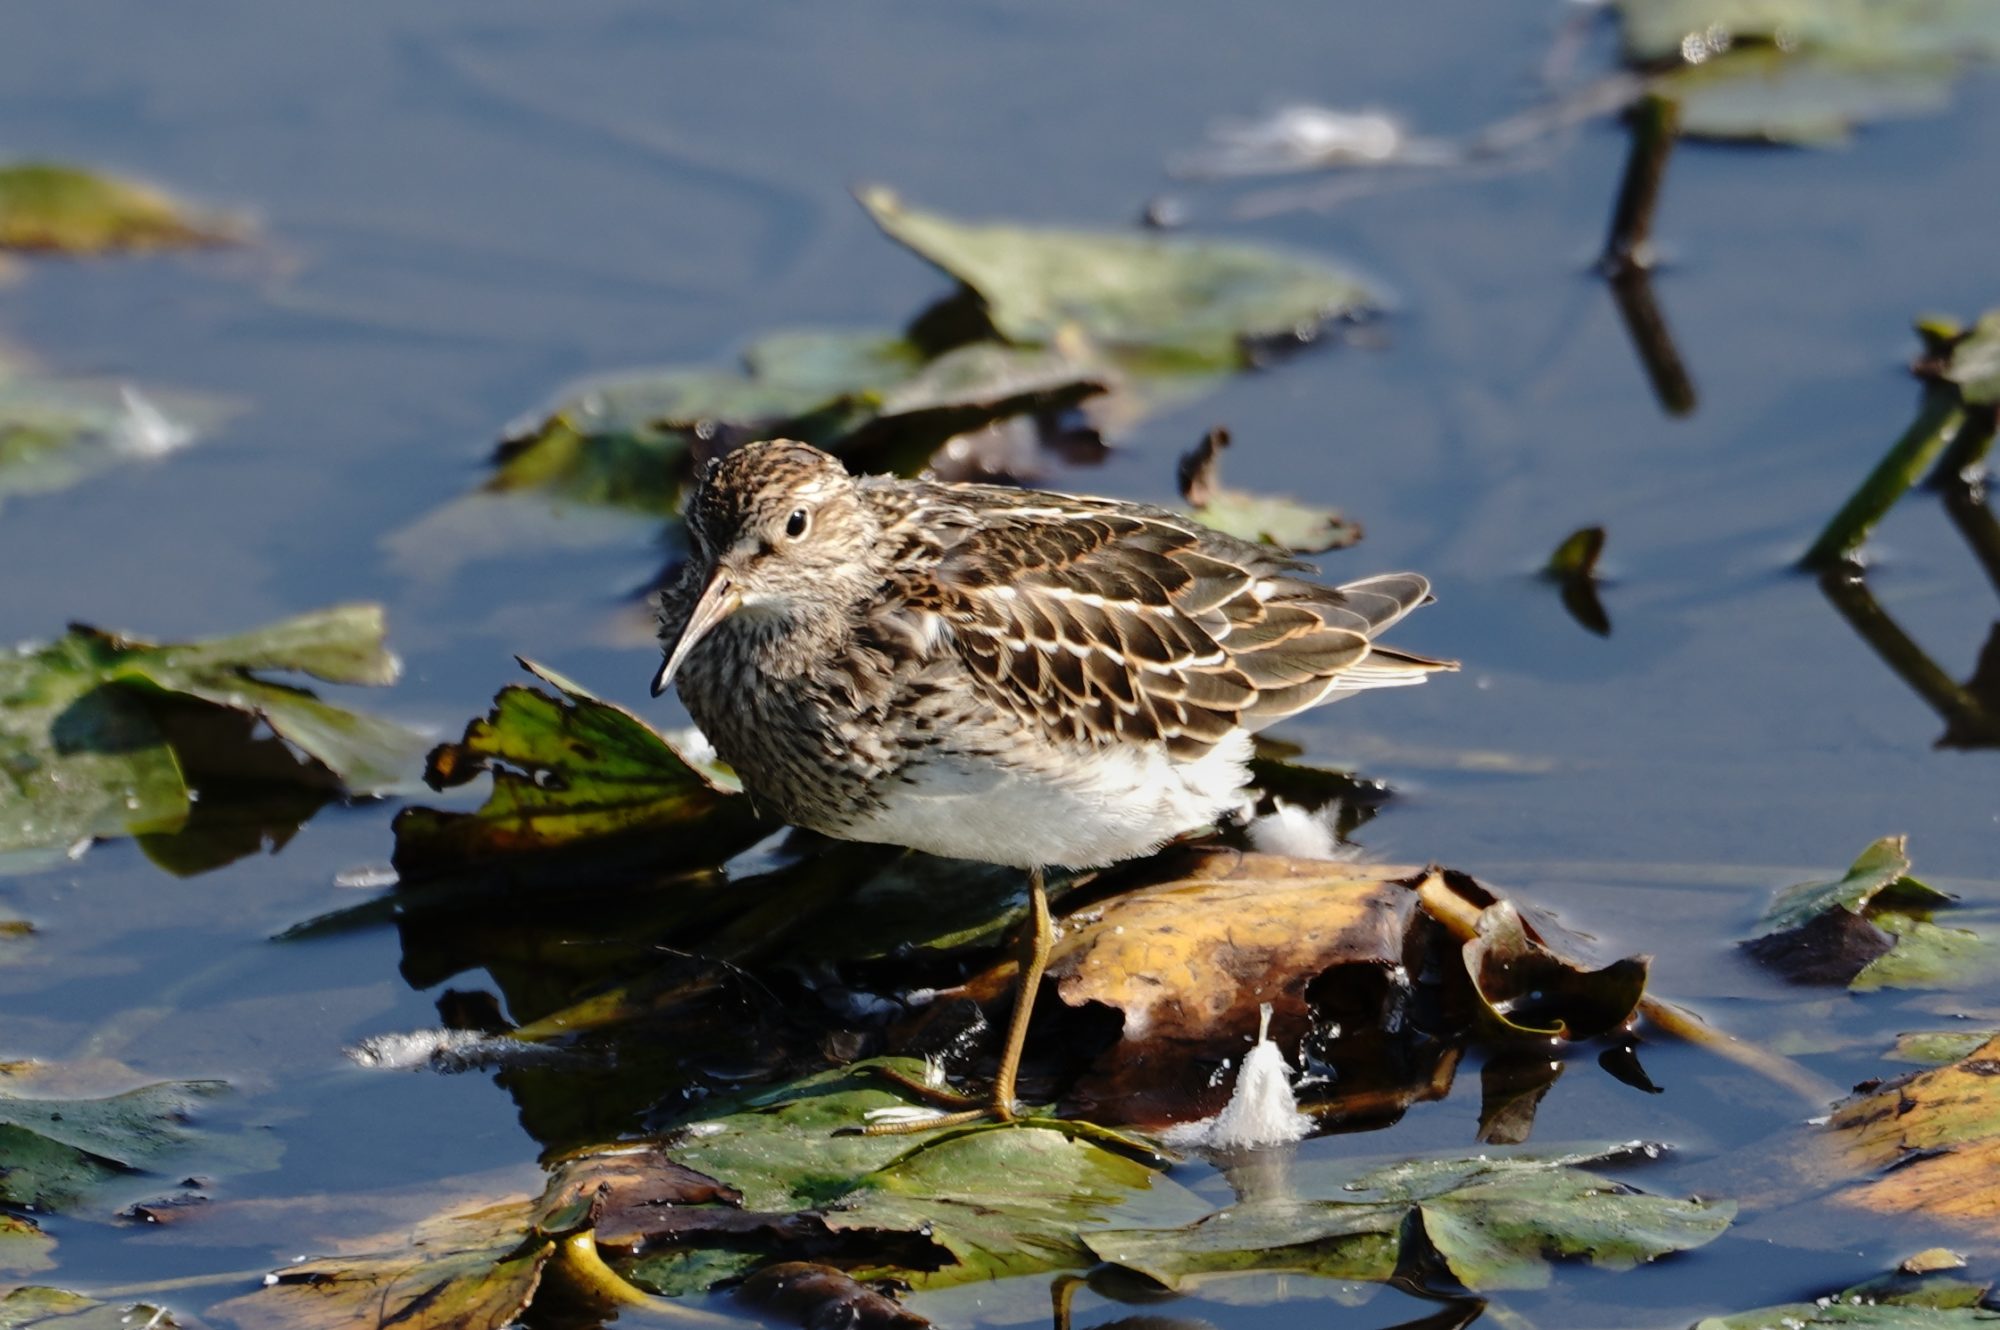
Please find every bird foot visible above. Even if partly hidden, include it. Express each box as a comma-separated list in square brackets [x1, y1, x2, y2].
[851, 1063, 1018, 1135]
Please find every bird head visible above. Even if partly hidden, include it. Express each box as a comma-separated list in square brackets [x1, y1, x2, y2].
[652, 439, 877, 696]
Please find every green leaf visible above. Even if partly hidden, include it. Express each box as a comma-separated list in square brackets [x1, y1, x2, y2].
[211, 1199, 553, 1330]
[829, 1124, 1173, 1289]
[1889, 1030, 2000, 1065]
[858, 187, 1377, 368]
[0, 366, 229, 509]
[1175, 427, 1361, 555]
[0, 162, 242, 254]
[1753, 837, 1949, 935]
[1658, 47, 1956, 144]
[1938, 310, 2000, 406]
[0, 606, 422, 865]
[1088, 1148, 1734, 1294]
[1616, 0, 2000, 65]
[391, 658, 772, 876]
[0, 1214, 54, 1278]
[0, 1069, 275, 1213]
[1742, 837, 1990, 988]
[1695, 1264, 2000, 1328]
[0, 1286, 182, 1329]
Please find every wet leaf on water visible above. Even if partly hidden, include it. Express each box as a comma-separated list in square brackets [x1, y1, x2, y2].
[533, 1147, 742, 1247]
[1463, 900, 1649, 1040]
[0, 359, 229, 509]
[1695, 1261, 1998, 1328]
[1176, 428, 1362, 555]
[1617, 0, 2000, 67]
[858, 187, 1378, 369]
[0, 605, 423, 866]
[1618, 0, 2000, 144]
[1543, 526, 1611, 637]
[1087, 1146, 1733, 1293]
[738, 1262, 931, 1329]
[0, 1065, 274, 1214]
[1890, 1030, 2000, 1066]
[212, 1198, 553, 1330]
[1659, 48, 1956, 144]
[0, 1213, 54, 1277]
[1928, 309, 2000, 407]
[0, 1286, 183, 1329]
[391, 658, 772, 877]
[826, 1123, 1173, 1290]
[1741, 836, 1991, 988]
[489, 331, 920, 517]
[0, 162, 242, 254]
[1826, 1033, 2000, 1237]
[1039, 851, 1422, 1127]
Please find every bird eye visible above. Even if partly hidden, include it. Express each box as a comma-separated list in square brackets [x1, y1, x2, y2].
[785, 507, 810, 539]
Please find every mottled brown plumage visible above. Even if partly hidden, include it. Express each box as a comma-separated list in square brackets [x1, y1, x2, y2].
[655, 438, 1451, 871]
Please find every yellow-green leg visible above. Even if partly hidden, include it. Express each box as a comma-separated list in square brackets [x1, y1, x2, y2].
[864, 867, 1052, 1134]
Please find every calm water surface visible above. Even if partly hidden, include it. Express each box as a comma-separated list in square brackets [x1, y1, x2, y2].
[2, 3, 1997, 1324]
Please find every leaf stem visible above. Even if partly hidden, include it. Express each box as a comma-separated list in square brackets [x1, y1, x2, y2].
[1801, 384, 1967, 569]
[551, 1229, 736, 1323]
[1411, 871, 1838, 1106]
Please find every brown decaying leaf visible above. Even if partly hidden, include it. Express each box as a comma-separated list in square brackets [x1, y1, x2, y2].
[536, 1147, 742, 1251]
[1829, 1033, 2000, 1236]
[739, 1262, 931, 1330]
[1042, 849, 1423, 1126]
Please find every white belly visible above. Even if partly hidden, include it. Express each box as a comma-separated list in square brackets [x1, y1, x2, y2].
[836, 732, 1254, 870]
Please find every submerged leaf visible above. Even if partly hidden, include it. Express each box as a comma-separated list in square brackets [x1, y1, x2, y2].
[213, 1198, 553, 1330]
[1043, 851, 1422, 1126]
[391, 658, 772, 875]
[1660, 47, 1956, 144]
[1617, 0, 2000, 66]
[1742, 837, 1988, 988]
[0, 1213, 55, 1277]
[1828, 1034, 2000, 1237]
[1463, 900, 1649, 1040]
[1696, 1262, 2000, 1327]
[0, 1286, 183, 1329]
[859, 187, 1377, 367]
[0, 363, 227, 509]
[0, 1066, 273, 1213]
[1176, 428, 1362, 554]
[0, 606, 422, 865]
[0, 162, 241, 254]
[1088, 1147, 1732, 1293]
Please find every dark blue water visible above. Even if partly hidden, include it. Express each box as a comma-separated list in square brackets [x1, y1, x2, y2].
[2, 3, 1997, 1324]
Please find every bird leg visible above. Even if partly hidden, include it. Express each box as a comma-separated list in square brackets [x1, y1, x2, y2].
[862, 867, 1052, 1134]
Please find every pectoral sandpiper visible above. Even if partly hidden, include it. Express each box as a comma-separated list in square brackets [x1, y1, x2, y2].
[654, 438, 1452, 1130]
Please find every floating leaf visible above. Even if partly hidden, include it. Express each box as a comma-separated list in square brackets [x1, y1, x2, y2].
[1088, 1147, 1733, 1293]
[0, 606, 422, 866]
[1660, 47, 1956, 144]
[0, 1213, 54, 1277]
[1890, 1031, 2000, 1066]
[391, 658, 773, 877]
[827, 1123, 1170, 1289]
[1040, 850, 1421, 1126]
[1695, 1262, 1999, 1328]
[213, 1198, 553, 1330]
[0, 162, 241, 255]
[0, 1065, 274, 1213]
[1542, 526, 1611, 637]
[1741, 837, 1989, 988]
[490, 331, 919, 517]
[0, 360, 228, 509]
[1176, 428, 1362, 554]
[1618, 0, 2000, 144]
[1617, 0, 2000, 66]
[0, 1286, 183, 1329]
[1463, 900, 1649, 1040]
[859, 187, 1377, 368]
[1827, 1033, 2000, 1237]
[738, 1262, 930, 1329]
[1931, 309, 2000, 407]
